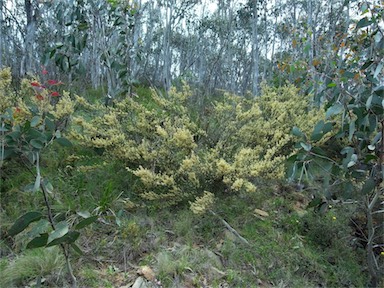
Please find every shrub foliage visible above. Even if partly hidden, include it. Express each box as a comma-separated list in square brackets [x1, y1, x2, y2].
[71, 84, 324, 209]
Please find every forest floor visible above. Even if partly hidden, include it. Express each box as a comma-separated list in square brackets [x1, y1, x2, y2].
[0, 174, 370, 287]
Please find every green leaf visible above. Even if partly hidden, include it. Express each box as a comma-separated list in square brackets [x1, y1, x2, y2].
[311, 120, 330, 142]
[30, 116, 41, 128]
[370, 132, 382, 146]
[311, 146, 327, 156]
[311, 133, 324, 142]
[75, 215, 98, 230]
[71, 243, 83, 255]
[47, 221, 69, 244]
[30, 139, 44, 149]
[366, 95, 373, 110]
[27, 219, 50, 239]
[347, 154, 358, 168]
[361, 60, 373, 70]
[374, 86, 384, 97]
[300, 142, 312, 152]
[8, 212, 43, 237]
[373, 62, 383, 79]
[47, 231, 80, 247]
[292, 126, 304, 138]
[327, 83, 337, 88]
[55, 137, 72, 147]
[348, 120, 355, 141]
[26, 233, 49, 249]
[42, 178, 54, 194]
[361, 178, 375, 194]
[326, 103, 344, 119]
[23, 182, 36, 193]
[0, 149, 15, 160]
[318, 202, 329, 214]
[29, 128, 47, 141]
[45, 118, 55, 131]
[33, 174, 41, 192]
[77, 211, 91, 218]
[312, 120, 324, 136]
[323, 122, 334, 134]
[356, 17, 372, 29]
[364, 154, 378, 163]
[7, 131, 21, 140]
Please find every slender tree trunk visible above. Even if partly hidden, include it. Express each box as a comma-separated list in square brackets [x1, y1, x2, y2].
[22, 0, 37, 75]
[270, 0, 279, 82]
[252, 0, 259, 96]
[131, 0, 142, 80]
[162, 1, 173, 92]
[0, 0, 3, 68]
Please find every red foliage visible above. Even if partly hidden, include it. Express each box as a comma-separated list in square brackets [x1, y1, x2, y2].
[36, 95, 44, 101]
[31, 82, 41, 87]
[51, 91, 60, 97]
[48, 79, 59, 85]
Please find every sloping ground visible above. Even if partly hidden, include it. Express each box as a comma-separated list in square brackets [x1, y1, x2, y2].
[1, 183, 369, 287]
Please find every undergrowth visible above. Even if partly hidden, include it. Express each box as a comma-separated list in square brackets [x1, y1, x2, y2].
[0, 83, 373, 287]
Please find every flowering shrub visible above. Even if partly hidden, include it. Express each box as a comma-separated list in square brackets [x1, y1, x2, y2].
[71, 84, 324, 210]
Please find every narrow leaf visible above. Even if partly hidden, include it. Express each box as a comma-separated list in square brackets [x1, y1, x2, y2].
[348, 120, 356, 141]
[45, 118, 55, 132]
[30, 139, 44, 149]
[47, 231, 80, 247]
[55, 137, 72, 147]
[356, 17, 372, 29]
[26, 233, 49, 249]
[366, 95, 373, 109]
[71, 243, 83, 255]
[27, 219, 50, 239]
[361, 60, 373, 70]
[47, 221, 69, 244]
[373, 62, 383, 79]
[8, 212, 43, 236]
[75, 215, 98, 230]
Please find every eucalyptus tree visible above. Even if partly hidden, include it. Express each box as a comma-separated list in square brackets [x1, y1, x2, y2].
[289, 2, 384, 285]
[0, 0, 3, 68]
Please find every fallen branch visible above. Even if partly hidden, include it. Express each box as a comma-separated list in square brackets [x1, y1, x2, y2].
[209, 210, 250, 246]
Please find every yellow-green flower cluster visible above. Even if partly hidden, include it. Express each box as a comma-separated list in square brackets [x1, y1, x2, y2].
[190, 191, 215, 215]
[51, 91, 75, 119]
[0, 68, 14, 113]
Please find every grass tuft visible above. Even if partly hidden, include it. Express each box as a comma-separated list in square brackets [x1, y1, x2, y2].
[0, 247, 64, 287]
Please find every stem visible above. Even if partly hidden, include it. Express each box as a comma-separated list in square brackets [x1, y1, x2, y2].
[37, 154, 77, 288]
[366, 194, 379, 287]
[1, 119, 4, 168]
[365, 119, 384, 287]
